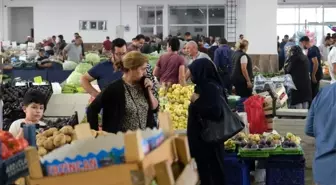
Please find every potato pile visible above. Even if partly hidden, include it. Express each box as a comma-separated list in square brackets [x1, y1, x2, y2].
[36, 126, 109, 157]
[36, 126, 75, 156]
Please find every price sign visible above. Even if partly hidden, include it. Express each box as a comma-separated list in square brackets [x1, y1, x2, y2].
[33, 76, 43, 84]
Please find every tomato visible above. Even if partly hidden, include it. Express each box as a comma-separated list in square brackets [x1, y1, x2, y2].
[0, 131, 14, 142]
[17, 138, 29, 150]
[5, 138, 21, 154]
[1, 143, 13, 160]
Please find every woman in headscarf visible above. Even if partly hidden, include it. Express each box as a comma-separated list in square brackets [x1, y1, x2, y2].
[187, 58, 226, 185]
[284, 45, 312, 109]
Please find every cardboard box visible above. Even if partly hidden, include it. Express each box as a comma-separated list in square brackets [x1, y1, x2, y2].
[41, 125, 164, 177]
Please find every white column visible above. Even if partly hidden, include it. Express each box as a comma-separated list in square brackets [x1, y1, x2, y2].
[162, 3, 169, 39]
[244, 0, 278, 55]
[0, 0, 3, 41]
[236, 0, 246, 39]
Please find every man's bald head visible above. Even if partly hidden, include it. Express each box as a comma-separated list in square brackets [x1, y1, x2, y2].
[186, 41, 198, 49]
[186, 41, 199, 57]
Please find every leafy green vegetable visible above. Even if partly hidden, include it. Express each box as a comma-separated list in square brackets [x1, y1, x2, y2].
[85, 53, 100, 65]
[75, 63, 93, 74]
[65, 71, 82, 86]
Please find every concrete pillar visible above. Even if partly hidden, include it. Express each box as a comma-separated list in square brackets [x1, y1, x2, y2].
[0, 0, 4, 41]
[245, 0, 278, 55]
[238, 0, 279, 72]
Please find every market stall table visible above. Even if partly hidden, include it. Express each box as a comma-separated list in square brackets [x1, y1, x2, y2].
[3, 63, 72, 83]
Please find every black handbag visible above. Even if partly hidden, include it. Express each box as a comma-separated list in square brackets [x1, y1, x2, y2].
[200, 96, 245, 143]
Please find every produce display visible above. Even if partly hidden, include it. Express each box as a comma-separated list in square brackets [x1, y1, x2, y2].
[159, 84, 194, 129]
[144, 54, 160, 68]
[224, 132, 301, 152]
[36, 125, 108, 157]
[62, 62, 92, 93]
[36, 126, 75, 156]
[282, 132, 301, 149]
[41, 112, 79, 129]
[85, 53, 100, 66]
[0, 130, 29, 160]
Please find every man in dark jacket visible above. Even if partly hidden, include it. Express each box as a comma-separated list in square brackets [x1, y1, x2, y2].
[214, 38, 234, 93]
[141, 36, 152, 54]
[208, 37, 220, 60]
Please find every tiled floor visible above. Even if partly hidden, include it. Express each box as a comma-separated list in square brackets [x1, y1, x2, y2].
[306, 168, 313, 185]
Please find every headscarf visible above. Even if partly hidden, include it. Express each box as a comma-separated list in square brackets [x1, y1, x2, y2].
[189, 58, 227, 98]
[188, 58, 225, 119]
[285, 45, 305, 73]
[289, 45, 303, 57]
[189, 58, 222, 88]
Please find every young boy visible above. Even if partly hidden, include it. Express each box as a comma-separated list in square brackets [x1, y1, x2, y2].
[9, 90, 47, 138]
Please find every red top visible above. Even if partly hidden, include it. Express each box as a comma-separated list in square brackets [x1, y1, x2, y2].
[155, 53, 185, 84]
[103, 40, 112, 51]
[199, 46, 208, 54]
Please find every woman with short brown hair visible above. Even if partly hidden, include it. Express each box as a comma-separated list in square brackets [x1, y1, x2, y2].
[87, 51, 159, 133]
[231, 39, 253, 97]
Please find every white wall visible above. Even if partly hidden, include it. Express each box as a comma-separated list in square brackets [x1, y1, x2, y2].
[0, 0, 4, 41]
[0, 0, 334, 43]
[245, 0, 278, 54]
[10, 7, 34, 43]
[0, 0, 226, 43]
[236, 0, 246, 37]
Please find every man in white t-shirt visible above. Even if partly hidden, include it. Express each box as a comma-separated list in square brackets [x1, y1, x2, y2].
[328, 46, 336, 84]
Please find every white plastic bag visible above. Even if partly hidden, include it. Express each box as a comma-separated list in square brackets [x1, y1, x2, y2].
[253, 74, 296, 92]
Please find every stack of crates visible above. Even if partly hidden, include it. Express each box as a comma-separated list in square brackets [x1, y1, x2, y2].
[266, 155, 305, 185]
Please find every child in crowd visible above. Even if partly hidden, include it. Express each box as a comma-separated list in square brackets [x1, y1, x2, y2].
[9, 90, 47, 138]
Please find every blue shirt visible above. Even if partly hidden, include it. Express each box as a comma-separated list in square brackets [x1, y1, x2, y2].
[213, 45, 233, 72]
[305, 84, 336, 185]
[307, 46, 322, 80]
[88, 61, 123, 90]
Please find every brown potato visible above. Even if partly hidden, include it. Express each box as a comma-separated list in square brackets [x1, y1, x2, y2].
[48, 128, 58, 133]
[43, 138, 55, 150]
[53, 131, 61, 136]
[60, 126, 74, 135]
[36, 137, 47, 147]
[53, 134, 66, 147]
[65, 135, 72, 143]
[36, 133, 42, 139]
[38, 147, 48, 156]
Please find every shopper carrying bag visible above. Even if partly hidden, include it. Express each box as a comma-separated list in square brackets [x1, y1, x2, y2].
[187, 58, 244, 185]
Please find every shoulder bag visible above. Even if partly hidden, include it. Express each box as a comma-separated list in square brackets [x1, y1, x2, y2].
[200, 87, 245, 143]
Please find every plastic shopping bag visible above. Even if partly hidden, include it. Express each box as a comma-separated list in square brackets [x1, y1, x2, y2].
[244, 95, 268, 134]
